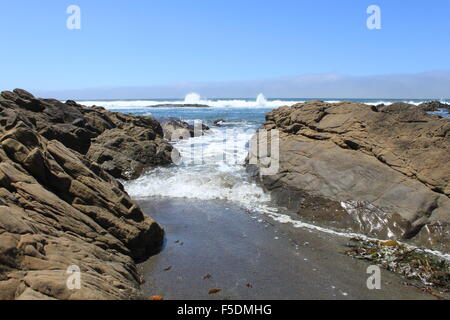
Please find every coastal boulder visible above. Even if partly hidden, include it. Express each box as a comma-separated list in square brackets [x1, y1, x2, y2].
[84, 109, 173, 180]
[0, 90, 174, 180]
[249, 101, 450, 253]
[213, 119, 226, 126]
[161, 119, 210, 141]
[0, 91, 166, 300]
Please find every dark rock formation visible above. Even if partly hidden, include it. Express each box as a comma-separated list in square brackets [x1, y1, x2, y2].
[249, 100, 450, 253]
[0, 89, 165, 300]
[213, 119, 226, 126]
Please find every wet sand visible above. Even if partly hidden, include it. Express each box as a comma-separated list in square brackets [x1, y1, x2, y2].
[137, 198, 434, 300]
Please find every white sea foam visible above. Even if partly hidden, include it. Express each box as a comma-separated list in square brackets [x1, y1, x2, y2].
[77, 93, 302, 110]
[363, 100, 450, 106]
[125, 126, 271, 207]
[126, 168, 270, 204]
[76, 95, 449, 111]
[184, 92, 202, 104]
[76, 100, 161, 109]
[263, 208, 450, 261]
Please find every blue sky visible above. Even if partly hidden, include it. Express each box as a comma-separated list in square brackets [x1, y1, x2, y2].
[1, 0, 449, 98]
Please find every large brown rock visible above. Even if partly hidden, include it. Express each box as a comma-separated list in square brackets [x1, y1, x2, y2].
[85, 108, 173, 180]
[249, 101, 450, 253]
[161, 119, 210, 141]
[0, 90, 174, 180]
[0, 89, 165, 300]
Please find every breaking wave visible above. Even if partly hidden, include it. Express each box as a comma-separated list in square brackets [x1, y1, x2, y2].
[124, 126, 272, 209]
[77, 94, 449, 111]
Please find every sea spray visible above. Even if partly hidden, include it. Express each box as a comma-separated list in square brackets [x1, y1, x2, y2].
[125, 126, 272, 207]
[76, 97, 450, 111]
[184, 92, 202, 104]
[256, 93, 268, 106]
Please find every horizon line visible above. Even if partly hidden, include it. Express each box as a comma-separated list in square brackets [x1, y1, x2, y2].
[70, 97, 450, 101]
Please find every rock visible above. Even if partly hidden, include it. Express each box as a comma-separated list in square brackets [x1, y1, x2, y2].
[0, 91, 18, 102]
[248, 100, 450, 253]
[12, 89, 35, 100]
[0, 89, 174, 180]
[72, 118, 86, 127]
[0, 90, 166, 300]
[85, 111, 173, 180]
[161, 119, 210, 141]
[213, 119, 226, 126]
[418, 101, 449, 113]
[1, 90, 44, 113]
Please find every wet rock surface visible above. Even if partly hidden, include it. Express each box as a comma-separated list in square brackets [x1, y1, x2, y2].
[249, 101, 450, 252]
[0, 89, 165, 300]
[213, 119, 226, 126]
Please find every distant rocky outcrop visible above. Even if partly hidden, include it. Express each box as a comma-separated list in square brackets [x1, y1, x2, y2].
[161, 119, 210, 141]
[213, 119, 226, 126]
[151, 104, 210, 108]
[418, 101, 449, 113]
[0, 89, 166, 300]
[248, 101, 450, 253]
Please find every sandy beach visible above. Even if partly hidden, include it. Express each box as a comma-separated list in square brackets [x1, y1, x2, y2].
[138, 198, 435, 300]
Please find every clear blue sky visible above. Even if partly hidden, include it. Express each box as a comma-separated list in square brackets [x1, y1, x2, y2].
[1, 0, 449, 95]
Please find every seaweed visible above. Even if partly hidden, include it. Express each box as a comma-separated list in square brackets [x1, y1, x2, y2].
[345, 238, 450, 292]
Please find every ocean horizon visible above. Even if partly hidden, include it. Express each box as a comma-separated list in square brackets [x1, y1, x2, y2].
[76, 93, 450, 110]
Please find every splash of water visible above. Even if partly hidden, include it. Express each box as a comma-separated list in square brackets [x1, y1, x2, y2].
[256, 93, 268, 106]
[184, 93, 202, 104]
[124, 127, 271, 206]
